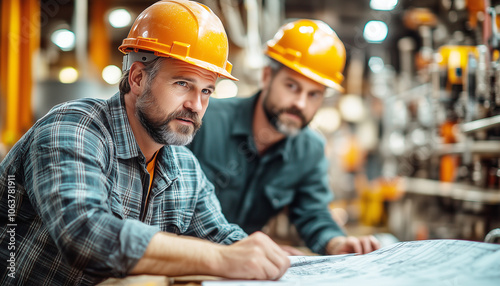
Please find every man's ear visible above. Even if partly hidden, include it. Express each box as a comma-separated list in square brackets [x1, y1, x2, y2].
[261, 66, 273, 89]
[128, 62, 146, 95]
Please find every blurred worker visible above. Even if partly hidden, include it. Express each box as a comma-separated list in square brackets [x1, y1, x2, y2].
[0, 1, 289, 285]
[188, 19, 380, 255]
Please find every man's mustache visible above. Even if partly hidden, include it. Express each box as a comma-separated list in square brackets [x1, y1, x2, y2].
[278, 107, 306, 125]
[164, 109, 202, 130]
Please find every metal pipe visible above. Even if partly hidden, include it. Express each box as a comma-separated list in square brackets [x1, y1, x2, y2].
[74, 0, 88, 78]
[220, 0, 247, 48]
[462, 114, 500, 133]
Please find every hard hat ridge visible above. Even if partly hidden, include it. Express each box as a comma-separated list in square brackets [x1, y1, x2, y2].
[265, 19, 345, 91]
[119, 0, 237, 81]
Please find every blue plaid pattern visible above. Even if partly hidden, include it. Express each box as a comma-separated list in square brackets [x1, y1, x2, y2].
[0, 93, 246, 285]
[188, 93, 345, 254]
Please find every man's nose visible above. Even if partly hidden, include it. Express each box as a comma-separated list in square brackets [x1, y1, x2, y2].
[184, 92, 203, 113]
[292, 93, 307, 110]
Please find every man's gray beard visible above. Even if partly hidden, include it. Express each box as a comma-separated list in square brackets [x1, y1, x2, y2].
[136, 90, 197, 146]
[262, 88, 303, 137]
[274, 119, 300, 137]
[148, 124, 194, 146]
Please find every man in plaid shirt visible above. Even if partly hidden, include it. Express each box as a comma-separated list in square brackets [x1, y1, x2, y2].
[0, 1, 289, 285]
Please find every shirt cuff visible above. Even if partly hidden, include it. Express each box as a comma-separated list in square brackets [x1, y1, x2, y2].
[218, 224, 248, 245]
[114, 219, 160, 276]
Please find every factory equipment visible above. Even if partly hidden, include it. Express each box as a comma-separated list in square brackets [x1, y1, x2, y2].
[380, 0, 500, 241]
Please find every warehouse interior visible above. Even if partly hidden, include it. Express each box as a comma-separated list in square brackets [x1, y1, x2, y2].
[1, 0, 500, 261]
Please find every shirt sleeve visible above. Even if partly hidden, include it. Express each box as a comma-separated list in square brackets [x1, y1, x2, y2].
[183, 162, 247, 244]
[288, 153, 345, 254]
[23, 111, 159, 278]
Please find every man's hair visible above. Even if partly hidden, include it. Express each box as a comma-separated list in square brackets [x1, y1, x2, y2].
[267, 57, 286, 77]
[119, 56, 167, 95]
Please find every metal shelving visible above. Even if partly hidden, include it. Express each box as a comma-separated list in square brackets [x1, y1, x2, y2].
[435, 141, 500, 156]
[402, 177, 500, 204]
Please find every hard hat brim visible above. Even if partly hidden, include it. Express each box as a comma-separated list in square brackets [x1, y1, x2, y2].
[120, 45, 238, 81]
[267, 51, 344, 92]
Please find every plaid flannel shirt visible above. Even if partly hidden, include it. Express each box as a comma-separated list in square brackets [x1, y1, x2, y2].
[0, 93, 246, 285]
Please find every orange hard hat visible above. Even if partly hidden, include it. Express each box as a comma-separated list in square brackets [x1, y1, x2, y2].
[119, 0, 237, 81]
[265, 19, 346, 92]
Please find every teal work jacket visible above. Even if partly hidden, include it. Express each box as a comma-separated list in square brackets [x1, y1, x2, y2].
[188, 92, 344, 253]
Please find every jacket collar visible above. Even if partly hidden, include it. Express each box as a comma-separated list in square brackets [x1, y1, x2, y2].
[231, 93, 259, 137]
[108, 93, 142, 160]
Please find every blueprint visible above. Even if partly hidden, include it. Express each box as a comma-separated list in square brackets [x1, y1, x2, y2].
[203, 239, 500, 286]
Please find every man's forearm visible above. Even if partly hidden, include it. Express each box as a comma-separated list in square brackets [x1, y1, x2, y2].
[130, 232, 222, 276]
[130, 231, 291, 280]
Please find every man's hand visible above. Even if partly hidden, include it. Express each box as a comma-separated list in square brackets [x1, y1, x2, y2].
[279, 245, 306, 256]
[215, 232, 290, 280]
[131, 231, 290, 280]
[326, 235, 380, 255]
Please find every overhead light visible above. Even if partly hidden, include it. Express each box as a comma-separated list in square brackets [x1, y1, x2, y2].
[363, 21, 388, 43]
[389, 131, 406, 156]
[108, 8, 132, 28]
[368, 56, 384, 73]
[393, 100, 408, 129]
[51, 29, 75, 51]
[214, 79, 238, 98]
[339, 94, 365, 122]
[59, 67, 78, 84]
[370, 0, 398, 11]
[410, 128, 428, 146]
[357, 119, 378, 150]
[102, 65, 122, 85]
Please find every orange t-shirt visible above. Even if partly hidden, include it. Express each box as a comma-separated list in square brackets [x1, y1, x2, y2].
[144, 151, 158, 210]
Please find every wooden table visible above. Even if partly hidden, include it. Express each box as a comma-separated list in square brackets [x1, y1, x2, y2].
[98, 275, 222, 286]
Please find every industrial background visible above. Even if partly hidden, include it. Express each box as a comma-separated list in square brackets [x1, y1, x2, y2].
[1, 0, 500, 247]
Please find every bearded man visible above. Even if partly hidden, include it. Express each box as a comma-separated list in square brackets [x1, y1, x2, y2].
[0, 1, 289, 285]
[188, 19, 380, 256]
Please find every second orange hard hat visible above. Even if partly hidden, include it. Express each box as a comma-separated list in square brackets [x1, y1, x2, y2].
[119, 0, 237, 81]
[265, 19, 346, 92]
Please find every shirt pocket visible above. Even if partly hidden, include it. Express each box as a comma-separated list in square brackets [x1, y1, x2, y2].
[161, 209, 194, 234]
[264, 185, 295, 210]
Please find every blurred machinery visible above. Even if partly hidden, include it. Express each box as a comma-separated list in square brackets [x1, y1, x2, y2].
[1, 0, 500, 246]
[379, 0, 500, 241]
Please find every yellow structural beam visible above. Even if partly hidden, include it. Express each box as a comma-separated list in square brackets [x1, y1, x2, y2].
[0, 0, 39, 148]
[20, 0, 39, 139]
[89, 0, 110, 76]
[1, 0, 21, 147]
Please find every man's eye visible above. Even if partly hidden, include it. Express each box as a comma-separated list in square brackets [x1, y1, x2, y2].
[176, 81, 188, 87]
[309, 92, 321, 98]
[287, 83, 298, 91]
[202, 89, 212, 95]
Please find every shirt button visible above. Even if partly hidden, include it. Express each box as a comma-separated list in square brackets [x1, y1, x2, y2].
[273, 198, 279, 205]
